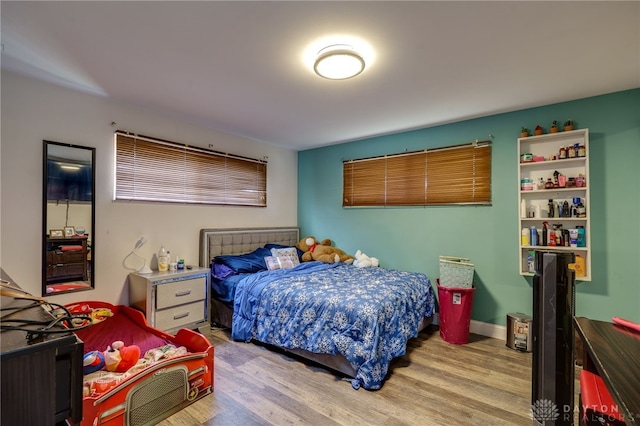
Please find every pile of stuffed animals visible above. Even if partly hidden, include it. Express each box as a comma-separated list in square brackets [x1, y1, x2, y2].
[296, 236, 354, 264]
[83, 340, 141, 375]
[83, 342, 188, 396]
[295, 236, 378, 268]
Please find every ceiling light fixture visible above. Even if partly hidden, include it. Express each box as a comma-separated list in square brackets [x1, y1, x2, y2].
[314, 44, 365, 80]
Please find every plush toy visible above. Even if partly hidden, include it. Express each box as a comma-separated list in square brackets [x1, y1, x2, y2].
[353, 250, 379, 268]
[296, 236, 354, 264]
[65, 303, 114, 327]
[104, 341, 141, 373]
[83, 351, 105, 375]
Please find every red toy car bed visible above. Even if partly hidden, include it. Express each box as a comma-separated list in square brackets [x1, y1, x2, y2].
[66, 301, 214, 426]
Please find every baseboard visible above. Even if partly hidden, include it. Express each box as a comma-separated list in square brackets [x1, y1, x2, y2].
[470, 320, 506, 340]
[431, 314, 506, 341]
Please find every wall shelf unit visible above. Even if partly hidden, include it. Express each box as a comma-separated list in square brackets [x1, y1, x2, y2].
[517, 128, 591, 281]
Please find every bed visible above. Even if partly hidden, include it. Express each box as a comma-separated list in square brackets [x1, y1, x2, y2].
[66, 301, 214, 426]
[199, 227, 436, 390]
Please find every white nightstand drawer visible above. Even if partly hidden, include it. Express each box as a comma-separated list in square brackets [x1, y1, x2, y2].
[155, 277, 206, 309]
[155, 300, 206, 331]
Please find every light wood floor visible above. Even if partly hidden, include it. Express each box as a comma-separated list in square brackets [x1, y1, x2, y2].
[156, 324, 573, 426]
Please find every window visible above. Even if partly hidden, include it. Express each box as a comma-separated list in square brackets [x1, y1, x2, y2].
[343, 141, 491, 207]
[114, 132, 267, 206]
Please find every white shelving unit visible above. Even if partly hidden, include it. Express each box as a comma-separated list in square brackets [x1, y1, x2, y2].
[517, 128, 591, 281]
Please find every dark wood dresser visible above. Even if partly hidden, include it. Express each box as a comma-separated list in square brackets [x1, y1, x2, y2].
[574, 317, 640, 425]
[46, 236, 89, 283]
[1, 271, 83, 425]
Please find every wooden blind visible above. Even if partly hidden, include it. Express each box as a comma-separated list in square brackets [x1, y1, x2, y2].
[115, 132, 267, 206]
[343, 142, 491, 207]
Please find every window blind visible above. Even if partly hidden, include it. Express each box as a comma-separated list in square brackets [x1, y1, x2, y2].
[343, 141, 491, 207]
[115, 132, 267, 206]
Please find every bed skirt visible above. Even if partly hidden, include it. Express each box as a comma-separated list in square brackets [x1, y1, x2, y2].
[210, 298, 431, 378]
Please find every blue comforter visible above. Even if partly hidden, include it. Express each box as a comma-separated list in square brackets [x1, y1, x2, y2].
[231, 261, 436, 390]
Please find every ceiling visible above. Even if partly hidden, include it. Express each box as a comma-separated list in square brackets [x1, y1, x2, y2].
[2, 1, 638, 151]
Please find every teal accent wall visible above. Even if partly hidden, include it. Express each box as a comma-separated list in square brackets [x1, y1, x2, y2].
[298, 89, 640, 325]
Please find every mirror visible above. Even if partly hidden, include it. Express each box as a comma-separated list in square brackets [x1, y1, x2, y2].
[43, 140, 95, 296]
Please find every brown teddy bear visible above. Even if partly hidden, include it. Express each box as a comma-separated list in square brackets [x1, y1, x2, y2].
[296, 236, 354, 264]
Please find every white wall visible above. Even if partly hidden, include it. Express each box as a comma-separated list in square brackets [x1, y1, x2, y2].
[1, 71, 298, 304]
[47, 202, 92, 236]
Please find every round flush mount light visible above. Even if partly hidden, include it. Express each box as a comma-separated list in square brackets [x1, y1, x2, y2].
[314, 44, 365, 80]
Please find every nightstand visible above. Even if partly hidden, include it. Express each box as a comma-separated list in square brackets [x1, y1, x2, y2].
[129, 268, 210, 333]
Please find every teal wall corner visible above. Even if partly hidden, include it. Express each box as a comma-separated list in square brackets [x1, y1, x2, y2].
[298, 89, 640, 325]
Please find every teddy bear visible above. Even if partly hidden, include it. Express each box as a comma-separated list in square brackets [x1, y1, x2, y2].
[296, 236, 354, 264]
[103, 341, 141, 373]
[353, 250, 379, 268]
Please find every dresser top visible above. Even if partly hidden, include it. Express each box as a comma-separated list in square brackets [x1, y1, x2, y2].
[1, 270, 77, 357]
[130, 267, 209, 280]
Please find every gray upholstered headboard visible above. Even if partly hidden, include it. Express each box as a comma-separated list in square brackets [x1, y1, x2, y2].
[199, 227, 300, 267]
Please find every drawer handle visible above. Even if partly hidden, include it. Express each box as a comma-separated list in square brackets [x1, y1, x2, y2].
[173, 312, 189, 320]
[175, 290, 192, 297]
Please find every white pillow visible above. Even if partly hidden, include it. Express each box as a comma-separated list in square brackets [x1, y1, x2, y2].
[270, 247, 300, 266]
[265, 255, 296, 270]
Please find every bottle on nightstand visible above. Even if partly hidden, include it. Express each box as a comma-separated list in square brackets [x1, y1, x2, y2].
[158, 246, 169, 271]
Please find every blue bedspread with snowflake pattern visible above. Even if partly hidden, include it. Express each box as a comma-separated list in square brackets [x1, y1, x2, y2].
[231, 261, 436, 390]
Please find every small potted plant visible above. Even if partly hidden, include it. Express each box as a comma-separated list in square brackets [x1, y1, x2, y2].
[564, 120, 574, 131]
[549, 121, 559, 133]
[534, 125, 544, 136]
[520, 127, 530, 137]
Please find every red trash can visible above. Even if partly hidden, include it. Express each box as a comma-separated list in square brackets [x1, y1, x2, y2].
[437, 280, 475, 344]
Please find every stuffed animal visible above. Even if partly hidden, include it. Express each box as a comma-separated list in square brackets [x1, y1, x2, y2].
[83, 351, 105, 375]
[104, 341, 141, 373]
[353, 250, 379, 268]
[296, 236, 354, 264]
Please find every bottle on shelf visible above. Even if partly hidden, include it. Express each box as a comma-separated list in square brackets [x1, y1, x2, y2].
[521, 228, 530, 246]
[530, 226, 538, 246]
[578, 144, 586, 157]
[558, 174, 566, 188]
[569, 229, 579, 247]
[553, 224, 563, 246]
[577, 226, 586, 247]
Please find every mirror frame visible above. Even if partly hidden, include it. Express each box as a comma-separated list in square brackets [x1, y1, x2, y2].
[42, 140, 96, 296]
